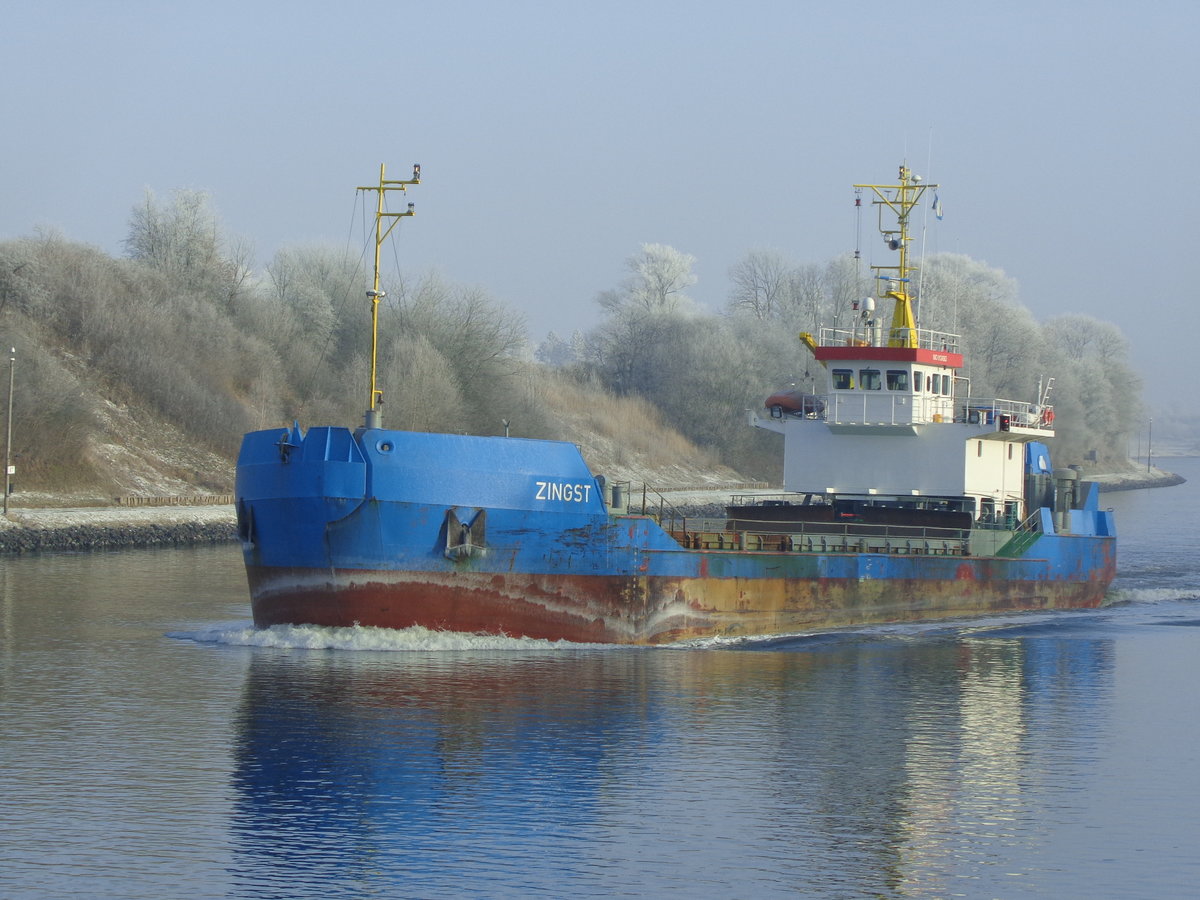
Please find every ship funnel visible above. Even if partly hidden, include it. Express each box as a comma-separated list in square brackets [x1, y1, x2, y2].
[1052, 467, 1078, 533]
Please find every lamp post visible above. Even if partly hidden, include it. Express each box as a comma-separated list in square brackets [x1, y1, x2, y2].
[4, 346, 13, 516]
[1146, 417, 1153, 474]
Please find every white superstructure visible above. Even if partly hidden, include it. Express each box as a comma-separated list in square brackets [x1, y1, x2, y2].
[751, 165, 1056, 525]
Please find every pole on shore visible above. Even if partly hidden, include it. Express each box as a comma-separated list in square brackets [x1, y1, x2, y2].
[4, 347, 13, 516]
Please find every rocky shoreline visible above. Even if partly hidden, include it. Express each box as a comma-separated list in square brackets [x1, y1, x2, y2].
[0, 506, 238, 554]
[0, 465, 1185, 555]
[1093, 470, 1186, 492]
[0, 520, 238, 554]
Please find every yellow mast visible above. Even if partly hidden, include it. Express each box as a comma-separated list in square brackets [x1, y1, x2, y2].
[853, 164, 936, 348]
[356, 162, 421, 428]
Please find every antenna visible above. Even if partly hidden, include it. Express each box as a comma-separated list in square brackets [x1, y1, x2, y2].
[852, 164, 937, 348]
[356, 162, 421, 428]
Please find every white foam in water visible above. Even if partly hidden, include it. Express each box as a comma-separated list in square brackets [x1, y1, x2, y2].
[1106, 586, 1200, 606]
[671, 621, 950, 649]
[676, 609, 1138, 649]
[669, 630, 839, 649]
[174, 590, 1200, 653]
[175, 622, 616, 652]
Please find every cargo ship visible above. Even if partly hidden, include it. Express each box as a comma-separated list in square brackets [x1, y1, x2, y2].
[235, 163, 1116, 644]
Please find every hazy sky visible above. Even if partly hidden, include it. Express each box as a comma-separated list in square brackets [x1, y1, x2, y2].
[4, 1, 1198, 417]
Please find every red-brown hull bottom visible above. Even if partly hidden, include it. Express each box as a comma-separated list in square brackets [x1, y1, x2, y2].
[246, 565, 1109, 645]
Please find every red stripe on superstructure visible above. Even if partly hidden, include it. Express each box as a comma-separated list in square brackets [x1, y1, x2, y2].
[813, 346, 964, 367]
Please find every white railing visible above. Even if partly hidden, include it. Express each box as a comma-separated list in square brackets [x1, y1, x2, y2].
[962, 398, 1055, 431]
[767, 392, 1055, 430]
[818, 326, 961, 353]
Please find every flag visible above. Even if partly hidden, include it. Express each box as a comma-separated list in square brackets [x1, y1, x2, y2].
[932, 192, 943, 220]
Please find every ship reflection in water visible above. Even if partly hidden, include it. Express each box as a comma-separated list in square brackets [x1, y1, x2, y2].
[227, 623, 1113, 897]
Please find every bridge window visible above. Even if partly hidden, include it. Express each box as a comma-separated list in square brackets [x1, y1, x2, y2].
[832, 369, 854, 390]
[886, 370, 909, 391]
[859, 369, 882, 390]
[913, 370, 923, 392]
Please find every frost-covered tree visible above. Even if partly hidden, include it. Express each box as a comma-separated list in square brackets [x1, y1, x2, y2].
[591, 244, 701, 398]
[1040, 314, 1142, 463]
[609, 243, 699, 315]
[125, 188, 251, 306]
[266, 245, 360, 344]
[536, 330, 573, 366]
[380, 273, 531, 432]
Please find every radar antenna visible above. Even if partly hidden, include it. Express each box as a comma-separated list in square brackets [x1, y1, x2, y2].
[853, 164, 937, 348]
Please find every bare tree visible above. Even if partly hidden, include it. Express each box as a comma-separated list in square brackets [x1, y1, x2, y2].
[384, 273, 528, 428]
[825, 255, 864, 328]
[386, 333, 466, 431]
[781, 262, 827, 333]
[1042, 314, 1129, 361]
[728, 250, 789, 320]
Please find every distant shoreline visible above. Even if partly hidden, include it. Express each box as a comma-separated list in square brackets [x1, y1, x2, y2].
[0, 465, 1185, 555]
[1094, 468, 1186, 492]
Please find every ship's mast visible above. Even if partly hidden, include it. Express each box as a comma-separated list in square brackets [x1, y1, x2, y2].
[356, 162, 421, 428]
[853, 164, 936, 348]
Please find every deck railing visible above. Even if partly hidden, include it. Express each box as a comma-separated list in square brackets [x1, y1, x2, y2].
[612, 485, 1048, 558]
[765, 393, 1055, 431]
[662, 517, 972, 557]
[818, 326, 961, 353]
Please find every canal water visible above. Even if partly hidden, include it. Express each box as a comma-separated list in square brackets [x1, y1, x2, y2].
[3, 461, 1199, 898]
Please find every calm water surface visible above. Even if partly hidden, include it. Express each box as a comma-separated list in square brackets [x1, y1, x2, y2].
[3, 461, 1200, 898]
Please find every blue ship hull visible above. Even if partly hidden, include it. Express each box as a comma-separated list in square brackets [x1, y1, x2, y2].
[235, 424, 1117, 644]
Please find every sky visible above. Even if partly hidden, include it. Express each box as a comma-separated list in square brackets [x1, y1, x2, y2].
[4, 0, 1198, 418]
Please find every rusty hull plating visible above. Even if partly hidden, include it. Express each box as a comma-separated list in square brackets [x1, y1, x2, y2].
[246, 564, 1112, 645]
